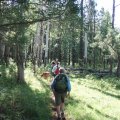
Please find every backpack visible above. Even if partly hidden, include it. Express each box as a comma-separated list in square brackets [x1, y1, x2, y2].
[54, 74, 68, 93]
[54, 64, 60, 75]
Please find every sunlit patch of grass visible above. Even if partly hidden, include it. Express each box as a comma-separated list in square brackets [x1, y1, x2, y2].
[25, 68, 46, 91]
[65, 74, 120, 120]
[0, 66, 51, 120]
[65, 97, 111, 120]
[1, 64, 120, 120]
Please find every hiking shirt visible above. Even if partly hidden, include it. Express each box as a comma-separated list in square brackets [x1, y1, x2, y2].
[52, 64, 60, 75]
[50, 64, 56, 76]
[51, 74, 71, 92]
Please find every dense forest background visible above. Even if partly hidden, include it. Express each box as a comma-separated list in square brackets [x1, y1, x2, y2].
[0, 0, 120, 83]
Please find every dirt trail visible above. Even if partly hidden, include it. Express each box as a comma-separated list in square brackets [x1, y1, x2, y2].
[50, 94, 57, 120]
[48, 75, 120, 120]
[50, 93, 70, 120]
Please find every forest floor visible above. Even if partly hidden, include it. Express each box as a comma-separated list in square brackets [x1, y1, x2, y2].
[0, 67, 120, 120]
[25, 69, 120, 120]
[48, 74, 120, 120]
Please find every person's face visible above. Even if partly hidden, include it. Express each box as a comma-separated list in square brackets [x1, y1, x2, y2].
[52, 63, 55, 67]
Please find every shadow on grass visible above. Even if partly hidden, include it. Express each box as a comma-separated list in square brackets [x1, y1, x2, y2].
[88, 86, 120, 100]
[81, 100, 117, 120]
[19, 83, 51, 120]
[0, 74, 51, 120]
[66, 96, 117, 120]
[77, 79, 120, 100]
[72, 74, 120, 100]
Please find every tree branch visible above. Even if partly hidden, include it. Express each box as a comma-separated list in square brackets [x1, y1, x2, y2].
[0, 17, 52, 28]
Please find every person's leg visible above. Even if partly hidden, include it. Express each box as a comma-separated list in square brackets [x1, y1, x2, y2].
[60, 92, 67, 119]
[60, 92, 67, 111]
[54, 92, 62, 119]
[56, 105, 61, 118]
[60, 102, 64, 113]
[60, 103, 65, 120]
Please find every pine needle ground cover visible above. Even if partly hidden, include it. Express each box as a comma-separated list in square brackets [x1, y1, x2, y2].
[0, 65, 120, 120]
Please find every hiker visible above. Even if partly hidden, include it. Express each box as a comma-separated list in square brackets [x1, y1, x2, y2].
[50, 60, 56, 77]
[52, 61, 60, 77]
[51, 67, 71, 120]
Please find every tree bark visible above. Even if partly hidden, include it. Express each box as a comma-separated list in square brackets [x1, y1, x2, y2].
[72, 22, 76, 67]
[0, 42, 5, 62]
[44, 21, 50, 66]
[109, 0, 115, 74]
[16, 45, 24, 83]
[79, 0, 84, 62]
[4, 45, 10, 66]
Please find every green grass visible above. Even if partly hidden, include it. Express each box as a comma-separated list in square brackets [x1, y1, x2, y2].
[0, 65, 51, 120]
[0, 64, 120, 120]
[66, 74, 120, 120]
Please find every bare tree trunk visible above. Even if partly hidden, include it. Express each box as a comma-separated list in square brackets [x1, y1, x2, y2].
[110, 0, 115, 74]
[93, 10, 96, 69]
[39, 22, 44, 66]
[72, 22, 76, 67]
[112, 0, 115, 29]
[17, 61, 24, 83]
[0, 42, 5, 62]
[84, 32, 88, 65]
[79, 0, 84, 63]
[44, 21, 50, 66]
[68, 43, 71, 65]
[16, 45, 24, 83]
[4, 45, 10, 66]
[33, 21, 44, 69]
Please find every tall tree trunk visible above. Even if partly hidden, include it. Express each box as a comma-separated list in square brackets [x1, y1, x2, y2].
[16, 45, 24, 83]
[71, 22, 75, 67]
[44, 21, 50, 66]
[68, 43, 71, 65]
[33, 22, 44, 69]
[109, 0, 115, 74]
[4, 45, 10, 66]
[0, 41, 5, 62]
[93, 9, 96, 69]
[112, 0, 115, 29]
[79, 0, 84, 64]
[17, 61, 24, 83]
[84, 32, 88, 65]
[39, 22, 44, 66]
[36, 23, 41, 66]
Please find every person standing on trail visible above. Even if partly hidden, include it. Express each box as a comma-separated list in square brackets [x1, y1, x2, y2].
[52, 60, 60, 77]
[51, 67, 71, 120]
[50, 61, 56, 77]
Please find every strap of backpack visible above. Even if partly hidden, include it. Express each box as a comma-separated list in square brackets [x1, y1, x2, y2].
[56, 73, 68, 82]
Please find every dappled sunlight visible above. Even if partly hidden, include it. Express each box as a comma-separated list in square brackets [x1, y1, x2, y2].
[70, 77, 120, 120]
[24, 69, 47, 92]
[1, 65, 120, 120]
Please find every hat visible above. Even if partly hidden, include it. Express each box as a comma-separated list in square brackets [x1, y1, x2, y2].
[51, 61, 55, 64]
[59, 67, 66, 73]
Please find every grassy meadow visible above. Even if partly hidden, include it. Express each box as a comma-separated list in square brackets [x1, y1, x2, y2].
[0, 64, 120, 120]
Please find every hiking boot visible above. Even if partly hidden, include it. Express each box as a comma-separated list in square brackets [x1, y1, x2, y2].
[57, 117, 61, 120]
[61, 112, 66, 120]
[62, 117, 66, 120]
[61, 112, 64, 118]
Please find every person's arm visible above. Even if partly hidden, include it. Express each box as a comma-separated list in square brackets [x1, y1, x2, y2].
[52, 65, 56, 73]
[51, 79, 56, 90]
[65, 76, 71, 97]
[66, 76, 71, 92]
